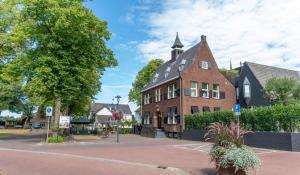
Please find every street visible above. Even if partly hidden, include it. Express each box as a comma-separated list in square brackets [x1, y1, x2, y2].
[0, 132, 300, 175]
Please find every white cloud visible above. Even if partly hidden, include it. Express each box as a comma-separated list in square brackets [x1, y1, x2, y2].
[137, 0, 300, 70]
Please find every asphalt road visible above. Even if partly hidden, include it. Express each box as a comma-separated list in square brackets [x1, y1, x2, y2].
[0, 132, 300, 175]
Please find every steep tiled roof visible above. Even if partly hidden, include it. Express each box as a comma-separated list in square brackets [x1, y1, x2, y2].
[91, 103, 132, 115]
[245, 62, 300, 87]
[141, 42, 201, 92]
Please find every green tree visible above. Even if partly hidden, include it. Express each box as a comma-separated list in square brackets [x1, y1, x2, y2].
[263, 78, 300, 105]
[128, 59, 164, 106]
[0, 0, 117, 128]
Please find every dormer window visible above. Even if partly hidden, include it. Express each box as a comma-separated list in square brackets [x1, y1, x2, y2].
[165, 66, 170, 78]
[153, 73, 159, 83]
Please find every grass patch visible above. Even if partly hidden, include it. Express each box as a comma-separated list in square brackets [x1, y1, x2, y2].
[48, 136, 64, 143]
[0, 133, 15, 138]
[0, 129, 30, 135]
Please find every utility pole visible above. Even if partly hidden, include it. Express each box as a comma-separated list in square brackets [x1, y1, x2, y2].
[115, 95, 121, 143]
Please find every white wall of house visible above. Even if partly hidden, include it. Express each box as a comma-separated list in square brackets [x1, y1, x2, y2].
[96, 107, 112, 116]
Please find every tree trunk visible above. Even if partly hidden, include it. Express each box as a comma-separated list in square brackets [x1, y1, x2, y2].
[53, 97, 61, 129]
[23, 117, 29, 129]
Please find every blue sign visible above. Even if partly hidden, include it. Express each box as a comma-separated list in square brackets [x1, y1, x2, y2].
[234, 104, 240, 113]
[234, 104, 240, 116]
[46, 106, 53, 117]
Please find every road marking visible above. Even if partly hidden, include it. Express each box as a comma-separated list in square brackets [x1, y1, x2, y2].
[172, 143, 277, 155]
[0, 147, 189, 175]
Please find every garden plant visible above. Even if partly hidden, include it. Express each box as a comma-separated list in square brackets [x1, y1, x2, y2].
[205, 122, 261, 175]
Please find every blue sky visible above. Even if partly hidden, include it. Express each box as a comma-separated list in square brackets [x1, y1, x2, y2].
[2, 0, 300, 117]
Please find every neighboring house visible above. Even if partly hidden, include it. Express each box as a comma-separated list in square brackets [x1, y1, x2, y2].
[141, 34, 236, 134]
[235, 62, 300, 108]
[90, 103, 133, 127]
[134, 107, 142, 124]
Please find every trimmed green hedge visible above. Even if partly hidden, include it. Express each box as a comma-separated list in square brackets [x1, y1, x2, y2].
[185, 104, 300, 132]
[119, 128, 133, 134]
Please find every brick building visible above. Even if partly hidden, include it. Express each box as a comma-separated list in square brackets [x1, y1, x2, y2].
[141, 34, 236, 134]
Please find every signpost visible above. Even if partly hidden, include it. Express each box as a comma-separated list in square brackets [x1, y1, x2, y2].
[46, 106, 53, 143]
[234, 104, 241, 137]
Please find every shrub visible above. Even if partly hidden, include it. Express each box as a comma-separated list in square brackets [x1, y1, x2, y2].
[205, 122, 250, 148]
[48, 136, 64, 143]
[119, 128, 133, 134]
[207, 122, 260, 174]
[186, 104, 300, 132]
[219, 146, 261, 174]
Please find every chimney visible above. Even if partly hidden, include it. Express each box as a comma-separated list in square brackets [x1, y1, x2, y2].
[201, 35, 206, 42]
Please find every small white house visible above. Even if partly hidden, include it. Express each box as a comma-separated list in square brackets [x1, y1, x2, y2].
[90, 103, 133, 128]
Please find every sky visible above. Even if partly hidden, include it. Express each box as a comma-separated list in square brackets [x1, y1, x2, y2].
[2, 0, 300, 117]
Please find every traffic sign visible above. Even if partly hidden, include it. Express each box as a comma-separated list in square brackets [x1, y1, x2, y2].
[234, 104, 240, 116]
[46, 106, 53, 117]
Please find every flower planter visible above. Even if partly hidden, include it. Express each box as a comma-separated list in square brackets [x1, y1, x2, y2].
[217, 166, 246, 175]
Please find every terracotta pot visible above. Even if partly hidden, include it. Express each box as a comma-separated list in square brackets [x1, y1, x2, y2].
[217, 166, 246, 175]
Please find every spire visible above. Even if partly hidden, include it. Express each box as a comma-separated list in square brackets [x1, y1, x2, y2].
[171, 32, 184, 49]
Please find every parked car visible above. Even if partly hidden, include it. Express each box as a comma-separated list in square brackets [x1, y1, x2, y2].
[0, 125, 5, 129]
[14, 125, 23, 129]
[32, 123, 42, 129]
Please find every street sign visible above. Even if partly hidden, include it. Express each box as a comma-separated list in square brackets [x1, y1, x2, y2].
[46, 106, 53, 117]
[234, 104, 241, 116]
[59, 116, 70, 129]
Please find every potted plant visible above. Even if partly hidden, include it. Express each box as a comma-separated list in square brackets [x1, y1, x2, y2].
[205, 122, 260, 175]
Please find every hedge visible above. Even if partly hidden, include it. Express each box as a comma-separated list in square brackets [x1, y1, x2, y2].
[119, 128, 133, 134]
[185, 104, 300, 132]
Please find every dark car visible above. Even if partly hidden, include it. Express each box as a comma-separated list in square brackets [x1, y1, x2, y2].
[32, 123, 42, 129]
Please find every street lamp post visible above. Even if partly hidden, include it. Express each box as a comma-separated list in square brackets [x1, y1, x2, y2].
[178, 61, 185, 138]
[115, 95, 121, 143]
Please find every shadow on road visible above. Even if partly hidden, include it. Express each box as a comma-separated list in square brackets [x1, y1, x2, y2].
[0, 133, 46, 142]
[199, 168, 216, 175]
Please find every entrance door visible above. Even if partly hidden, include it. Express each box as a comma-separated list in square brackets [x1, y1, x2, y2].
[157, 112, 162, 129]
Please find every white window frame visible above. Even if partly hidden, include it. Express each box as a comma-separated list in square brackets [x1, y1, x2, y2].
[202, 83, 209, 98]
[244, 84, 251, 98]
[190, 81, 198, 97]
[167, 84, 175, 99]
[201, 61, 209, 69]
[155, 88, 161, 102]
[212, 84, 220, 99]
[144, 93, 150, 104]
[168, 115, 176, 124]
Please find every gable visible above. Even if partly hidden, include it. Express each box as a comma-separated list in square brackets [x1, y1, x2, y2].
[96, 107, 112, 116]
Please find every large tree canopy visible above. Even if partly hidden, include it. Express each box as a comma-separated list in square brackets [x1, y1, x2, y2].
[128, 59, 164, 106]
[263, 78, 300, 105]
[0, 0, 117, 126]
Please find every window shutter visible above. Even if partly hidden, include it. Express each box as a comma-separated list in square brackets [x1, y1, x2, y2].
[184, 88, 191, 96]
[164, 93, 168, 100]
[149, 97, 152, 103]
[199, 90, 203, 97]
[209, 90, 212, 98]
[164, 116, 168, 124]
[175, 88, 180, 96]
[149, 116, 152, 124]
[175, 115, 180, 124]
[142, 117, 144, 124]
[160, 94, 164, 101]
[220, 92, 226, 99]
[198, 61, 203, 68]
[208, 62, 212, 69]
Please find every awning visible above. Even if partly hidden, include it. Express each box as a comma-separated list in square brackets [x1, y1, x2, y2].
[71, 117, 90, 124]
